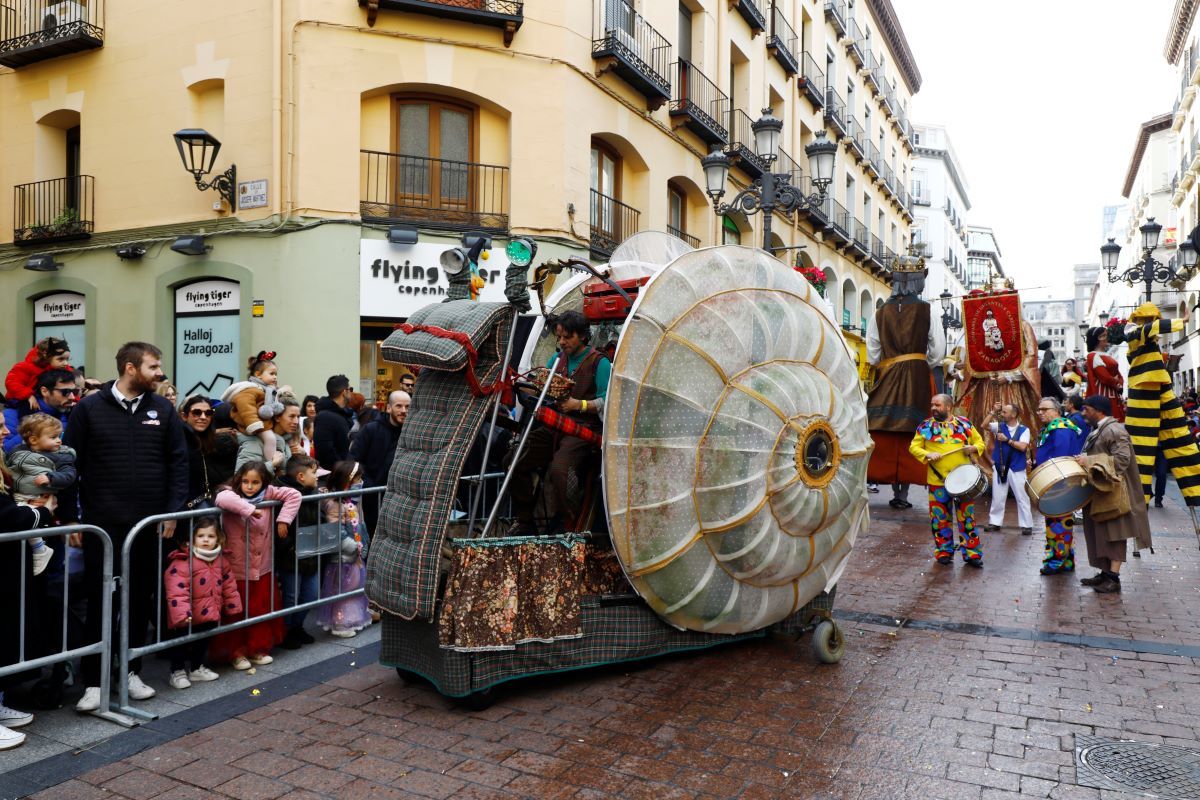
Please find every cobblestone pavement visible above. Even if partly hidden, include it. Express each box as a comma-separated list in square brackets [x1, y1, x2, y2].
[14, 487, 1200, 799]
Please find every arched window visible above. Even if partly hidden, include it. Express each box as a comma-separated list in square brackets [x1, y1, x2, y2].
[391, 96, 475, 220]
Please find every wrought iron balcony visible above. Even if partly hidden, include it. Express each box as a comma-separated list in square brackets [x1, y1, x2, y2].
[731, 0, 767, 34]
[360, 149, 509, 232]
[823, 0, 847, 37]
[670, 60, 729, 145]
[845, 18, 865, 67]
[667, 224, 699, 248]
[845, 117, 867, 162]
[863, 141, 880, 178]
[881, 162, 896, 195]
[592, 0, 672, 109]
[798, 51, 825, 109]
[851, 219, 870, 257]
[862, 50, 881, 93]
[13, 175, 94, 246]
[725, 108, 769, 179]
[0, 0, 104, 69]
[768, 3, 798, 76]
[359, 0, 523, 45]
[590, 188, 640, 258]
[824, 87, 848, 138]
[870, 234, 886, 267]
[825, 198, 852, 246]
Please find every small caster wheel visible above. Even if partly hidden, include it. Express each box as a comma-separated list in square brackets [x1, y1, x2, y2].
[811, 619, 845, 664]
[457, 687, 495, 711]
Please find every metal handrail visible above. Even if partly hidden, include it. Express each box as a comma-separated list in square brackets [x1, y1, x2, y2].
[824, 86, 846, 131]
[13, 175, 95, 244]
[590, 188, 640, 256]
[668, 224, 699, 247]
[800, 51, 826, 97]
[360, 149, 509, 232]
[0, 0, 104, 54]
[769, 3, 798, 67]
[592, 0, 672, 95]
[671, 59, 729, 138]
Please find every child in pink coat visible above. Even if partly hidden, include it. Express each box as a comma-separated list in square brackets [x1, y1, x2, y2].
[210, 460, 300, 670]
[163, 517, 243, 689]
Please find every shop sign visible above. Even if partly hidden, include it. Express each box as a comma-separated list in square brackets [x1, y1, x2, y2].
[360, 239, 509, 318]
[238, 180, 268, 210]
[175, 279, 240, 313]
[34, 292, 85, 322]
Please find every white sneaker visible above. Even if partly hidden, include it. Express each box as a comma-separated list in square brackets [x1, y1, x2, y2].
[169, 670, 191, 690]
[189, 666, 219, 682]
[0, 725, 26, 750]
[0, 704, 33, 728]
[231, 656, 252, 671]
[30, 544, 53, 576]
[126, 672, 156, 701]
[330, 628, 357, 638]
[247, 654, 273, 666]
[75, 687, 102, 712]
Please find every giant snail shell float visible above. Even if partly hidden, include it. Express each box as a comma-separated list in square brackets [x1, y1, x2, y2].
[603, 245, 872, 634]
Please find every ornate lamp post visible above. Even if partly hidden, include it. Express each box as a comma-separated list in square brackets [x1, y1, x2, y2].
[702, 109, 837, 252]
[1100, 217, 1199, 303]
[173, 129, 237, 210]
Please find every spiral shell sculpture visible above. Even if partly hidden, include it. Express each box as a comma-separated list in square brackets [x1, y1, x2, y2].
[603, 246, 872, 634]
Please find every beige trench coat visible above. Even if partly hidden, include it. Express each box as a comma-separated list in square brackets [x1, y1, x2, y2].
[1081, 418, 1153, 551]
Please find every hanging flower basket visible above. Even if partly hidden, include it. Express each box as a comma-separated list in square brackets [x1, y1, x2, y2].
[794, 264, 826, 297]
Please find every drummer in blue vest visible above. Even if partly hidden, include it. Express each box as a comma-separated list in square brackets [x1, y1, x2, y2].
[984, 402, 1034, 535]
[1032, 397, 1083, 574]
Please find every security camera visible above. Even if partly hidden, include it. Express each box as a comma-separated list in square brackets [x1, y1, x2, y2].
[116, 245, 146, 260]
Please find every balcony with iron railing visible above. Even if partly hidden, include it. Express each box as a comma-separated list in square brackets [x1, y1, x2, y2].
[863, 141, 880, 178]
[670, 60, 728, 145]
[359, 0, 523, 45]
[824, 87, 848, 138]
[870, 235, 886, 268]
[667, 224, 699, 248]
[592, 0, 672, 109]
[845, 116, 866, 162]
[798, 51, 825, 109]
[881, 162, 896, 196]
[851, 219, 870, 257]
[825, 198, 852, 247]
[590, 188, 640, 258]
[725, 108, 769, 179]
[897, 186, 912, 215]
[880, 83, 896, 117]
[13, 175, 95, 246]
[731, 0, 767, 34]
[823, 0, 847, 37]
[845, 18, 865, 67]
[768, 3, 798, 76]
[911, 186, 930, 206]
[0, 0, 104, 69]
[360, 150, 509, 232]
[862, 50, 881, 93]
[884, 246, 896, 272]
[898, 115, 913, 147]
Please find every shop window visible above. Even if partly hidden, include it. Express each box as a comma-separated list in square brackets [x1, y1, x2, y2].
[32, 291, 86, 375]
[173, 279, 241, 399]
[722, 215, 741, 245]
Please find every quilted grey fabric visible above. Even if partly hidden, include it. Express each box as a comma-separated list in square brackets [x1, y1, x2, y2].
[380, 301, 513, 372]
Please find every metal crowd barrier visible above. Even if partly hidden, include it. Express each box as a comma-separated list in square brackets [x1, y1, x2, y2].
[115, 486, 384, 721]
[0, 524, 135, 727]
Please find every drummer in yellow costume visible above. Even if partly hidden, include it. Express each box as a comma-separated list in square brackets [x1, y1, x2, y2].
[909, 394, 986, 567]
[1123, 302, 1200, 508]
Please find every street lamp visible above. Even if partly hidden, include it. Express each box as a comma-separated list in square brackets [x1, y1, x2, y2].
[939, 289, 954, 340]
[173, 129, 237, 210]
[702, 108, 836, 253]
[1099, 217, 1200, 303]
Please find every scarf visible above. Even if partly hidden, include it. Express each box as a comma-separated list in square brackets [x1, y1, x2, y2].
[915, 415, 973, 444]
[1037, 416, 1081, 447]
[1083, 416, 1112, 453]
[192, 544, 222, 563]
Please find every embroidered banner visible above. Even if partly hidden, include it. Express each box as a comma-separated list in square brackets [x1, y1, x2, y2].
[963, 290, 1023, 373]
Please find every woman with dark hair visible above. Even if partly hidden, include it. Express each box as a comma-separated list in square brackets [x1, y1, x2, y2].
[1085, 327, 1125, 422]
[179, 395, 238, 508]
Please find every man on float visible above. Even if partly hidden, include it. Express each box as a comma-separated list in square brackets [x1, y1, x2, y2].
[865, 252, 945, 510]
[510, 310, 610, 535]
[909, 394, 985, 567]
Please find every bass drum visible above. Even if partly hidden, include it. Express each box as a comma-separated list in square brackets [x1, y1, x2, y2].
[603, 245, 872, 635]
[1027, 457, 1092, 516]
[944, 463, 989, 501]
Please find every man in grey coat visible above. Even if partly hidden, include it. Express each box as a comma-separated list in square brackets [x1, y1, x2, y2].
[1075, 395, 1153, 593]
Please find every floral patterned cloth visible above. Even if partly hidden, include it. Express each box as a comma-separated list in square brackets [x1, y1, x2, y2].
[437, 537, 630, 652]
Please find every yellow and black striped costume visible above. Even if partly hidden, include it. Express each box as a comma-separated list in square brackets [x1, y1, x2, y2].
[1124, 310, 1200, 507]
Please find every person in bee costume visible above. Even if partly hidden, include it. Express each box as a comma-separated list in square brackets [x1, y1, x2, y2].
[1121, 302, 1200, 508]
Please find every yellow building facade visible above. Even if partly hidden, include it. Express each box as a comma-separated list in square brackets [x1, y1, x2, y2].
[0, 0, 920, 400]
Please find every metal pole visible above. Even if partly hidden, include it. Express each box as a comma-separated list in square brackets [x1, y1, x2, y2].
[480, 352, 562, 538]
[760, 169, 775, 252]
[1145, 254, 1154, 304]
[467, 308, 521, 535]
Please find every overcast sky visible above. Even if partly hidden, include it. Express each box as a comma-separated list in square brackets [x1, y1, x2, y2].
[892, 0, 1178, 301]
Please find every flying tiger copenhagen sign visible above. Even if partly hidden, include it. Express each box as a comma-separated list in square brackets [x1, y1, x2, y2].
[359, 239, 509, 318]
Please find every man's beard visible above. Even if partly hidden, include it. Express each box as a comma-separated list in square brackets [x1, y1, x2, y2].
[933, 410, 948, 421]
[131, 374, 157, 394]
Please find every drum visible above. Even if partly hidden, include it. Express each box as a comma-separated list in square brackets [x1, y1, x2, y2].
[944, 463, 989, 500]
[1027, 457, 1092, 517]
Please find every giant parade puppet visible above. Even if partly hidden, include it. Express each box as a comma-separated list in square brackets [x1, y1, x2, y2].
[954, 278, 1041, 464]
[864, 248, 945, 498]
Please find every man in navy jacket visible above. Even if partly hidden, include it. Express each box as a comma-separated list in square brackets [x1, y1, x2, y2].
[2, 368, 77, 453]
[62, 342, 188, 712]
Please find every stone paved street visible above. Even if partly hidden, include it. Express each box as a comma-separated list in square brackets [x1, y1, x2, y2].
[7, 487, 1200, 800]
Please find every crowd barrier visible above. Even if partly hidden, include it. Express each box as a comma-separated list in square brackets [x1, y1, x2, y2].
[0, 524, 134, 727]
[114, 485, 385, 720]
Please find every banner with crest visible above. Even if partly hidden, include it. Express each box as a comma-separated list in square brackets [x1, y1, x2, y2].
[962, 289, 1023, 374]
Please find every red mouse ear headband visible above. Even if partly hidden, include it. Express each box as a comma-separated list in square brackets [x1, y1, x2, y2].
[256, 350, 277, 361]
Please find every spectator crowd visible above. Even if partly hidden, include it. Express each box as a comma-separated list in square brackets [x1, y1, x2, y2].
[0, 337, 411, 750]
